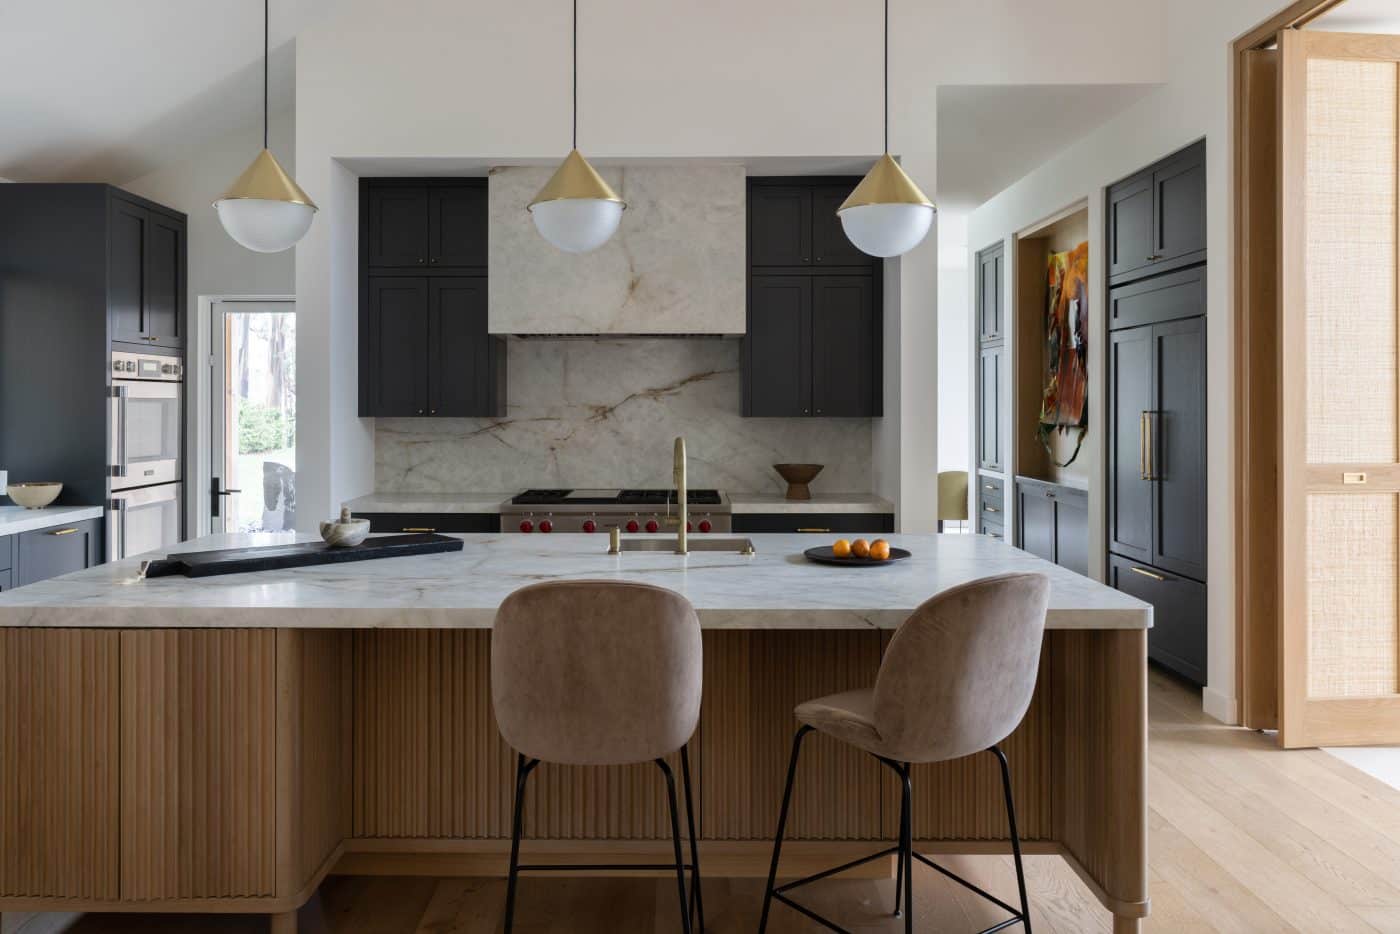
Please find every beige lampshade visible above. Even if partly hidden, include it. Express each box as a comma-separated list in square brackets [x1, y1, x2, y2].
[938, 470, 969, 521]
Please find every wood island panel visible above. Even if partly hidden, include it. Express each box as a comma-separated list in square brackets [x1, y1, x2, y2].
[0, 629, 119, 900]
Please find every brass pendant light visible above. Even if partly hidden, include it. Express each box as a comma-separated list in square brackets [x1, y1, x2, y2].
[215, 0, 317, 253]
[526, 0, 626, 253]
[837, 0, 935, 258]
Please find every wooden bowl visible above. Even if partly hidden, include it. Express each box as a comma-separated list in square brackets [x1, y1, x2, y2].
[7, 481, 62, 509]
[773, 464, 823, 501]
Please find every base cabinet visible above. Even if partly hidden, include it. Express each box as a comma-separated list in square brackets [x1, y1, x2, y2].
[1015, 478, 1088, 576]
[732, 513, 895, 534]
[361, 512, 500, 533]
[14, 518, 100, 587]
[1109, 554, 1206, 684]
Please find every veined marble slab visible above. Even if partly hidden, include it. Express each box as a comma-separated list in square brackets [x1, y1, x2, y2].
[346, 493, 514, 514]
[729, 493, 894, 515]
[0, 505, 104, 536]
[0, 533, 1150, 632]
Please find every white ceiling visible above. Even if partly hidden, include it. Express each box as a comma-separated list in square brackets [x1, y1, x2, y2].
[935, 83, 1157, 214]
[1310, 0, 1400, 34]
[0, 1, 324, 183]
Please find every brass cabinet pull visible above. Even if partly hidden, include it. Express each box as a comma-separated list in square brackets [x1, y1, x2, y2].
[795, 527, 831, 533]
[1139, 412, 1149, 480]
[48, 527, 79, 536]
[983, 483, 998, 491]
[401, 527, 436, 533]
[984, 505, 1000, 514]
[1129, 566, 1166, 582]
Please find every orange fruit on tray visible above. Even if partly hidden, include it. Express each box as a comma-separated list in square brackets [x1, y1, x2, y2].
[850, 538, 871, 559]
[869, 539, 891, 561]
[831, 538, 852, 558]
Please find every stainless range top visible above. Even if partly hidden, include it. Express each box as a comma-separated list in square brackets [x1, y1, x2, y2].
[501, 489, 731, 534]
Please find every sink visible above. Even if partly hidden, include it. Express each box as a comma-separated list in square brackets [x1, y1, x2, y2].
[613, 537, 756, 555]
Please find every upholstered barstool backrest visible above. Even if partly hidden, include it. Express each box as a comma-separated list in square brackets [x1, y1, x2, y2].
[491, 580, 703, 766]
[872, 573, 1050, 764]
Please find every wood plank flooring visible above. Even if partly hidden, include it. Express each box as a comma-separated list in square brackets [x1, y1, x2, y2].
[56, 667, 1400, 933]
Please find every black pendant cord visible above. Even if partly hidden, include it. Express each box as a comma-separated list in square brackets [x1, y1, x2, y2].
[572, 0, 578, 151]
[883, 0, 889, 154]
[263, 0, 270, 150]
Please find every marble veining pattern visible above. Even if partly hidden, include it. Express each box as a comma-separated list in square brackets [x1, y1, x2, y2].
[375, 338, 873, 494]
[0, 532, 1152, 631]
[489, 164, 745, 334]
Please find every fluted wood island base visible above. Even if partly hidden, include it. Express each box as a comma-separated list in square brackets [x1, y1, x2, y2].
[0, 533, 1150, 932]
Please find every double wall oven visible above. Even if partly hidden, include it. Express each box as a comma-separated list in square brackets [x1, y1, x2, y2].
[109, 350, 183, 560]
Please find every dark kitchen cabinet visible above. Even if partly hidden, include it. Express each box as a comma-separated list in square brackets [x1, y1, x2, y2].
[362, 277, 504, 418]
[732, 513, 895, 535]
[362, 512, 501, 534]
[1108, 316, 1206, 582]
[978, 345, 1003, 470]
[748, 186, 811, 267]
[1107, 140, 1206, 285]
[977, 243, 1005, 342]
[1015, 477, 1088, 576]
[364, 179, 487, 271]
[977, 475, 1004, 535]
[810, 186, 869, 266]
[975, 241, 1005, 481]
[108, 193, 186, 347]
[15, 518, 101, 587]
[1109, 265, 1205, 331]
[811, 277, 875, 416]
[1109, 553, 1207, 685]
[747, 277, 811, 416]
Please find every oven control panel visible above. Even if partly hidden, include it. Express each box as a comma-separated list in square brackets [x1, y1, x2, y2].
[112, 350, 182, 382]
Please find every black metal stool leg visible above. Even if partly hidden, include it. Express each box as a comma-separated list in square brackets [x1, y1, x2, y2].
[503, 754, 538, 934]
[658, 758, 693, 934]
[759, 725, 813, 933]
[898, 762, 913, 933]
[893, 780, 907, 916]
[992, 746, 1032, 933]
[680, 744, 705, 932]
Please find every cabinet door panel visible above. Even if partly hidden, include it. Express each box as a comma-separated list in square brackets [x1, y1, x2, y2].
[1108, 265, 1205, 331]
[746, 276, 811, 416]
[109, 199, 147, 342]
[429, 185, 487, 268]
[367, 278, 429, 416]
[1055, 498, 1089, 576]
[749, 186, 811, 267]
[1017, 489, 1056, 563]
[430, 277, 492, 416]
[368, 186, 430, 267]
[1153, 144, 1207, 266]
[1109, 327, 1154, 563]
[1152, 317, 1207, 580]
[811, 277, 874, 416]
[1107, 171, 1154, 281]
[811, 186, 869, 266]
[978, 346, 1003, 470]
[978, 244, 1004, 342]
[144, 212, 183, 345]
[16, 519, 98, 587]
[1109, 554, 1207, 685]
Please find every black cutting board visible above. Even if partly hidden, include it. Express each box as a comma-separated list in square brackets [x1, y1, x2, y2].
[142, 533, 464, 579]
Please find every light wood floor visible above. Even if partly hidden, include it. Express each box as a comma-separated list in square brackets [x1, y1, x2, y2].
[57, 667, 1400, 933]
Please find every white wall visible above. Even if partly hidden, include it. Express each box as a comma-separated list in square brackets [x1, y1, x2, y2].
[293, 0, 1168, 529]
[937, 211, 970, 475]
[968, 0, 1288, 724]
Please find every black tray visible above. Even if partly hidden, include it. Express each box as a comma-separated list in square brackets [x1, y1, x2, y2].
[142, 533, 463, 579]
[803, 545, 911, 567]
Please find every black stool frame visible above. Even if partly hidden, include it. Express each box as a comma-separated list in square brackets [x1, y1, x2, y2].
[758, 725, 1032, 934]
[503, 745, 704, 933]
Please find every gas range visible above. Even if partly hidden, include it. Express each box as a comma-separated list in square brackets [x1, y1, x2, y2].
[501, 489, 732, 534]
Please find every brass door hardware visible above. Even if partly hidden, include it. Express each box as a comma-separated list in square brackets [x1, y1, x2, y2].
[1343, 472, 1368, 485]
[401, 527, 436, 533]
[48, 528, 78, 536]
[795, 528, 831, 533]
[1129, 566, 1166, 581]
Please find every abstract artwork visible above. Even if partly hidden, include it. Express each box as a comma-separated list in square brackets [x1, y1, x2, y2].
[1037, 241, 1089, 465]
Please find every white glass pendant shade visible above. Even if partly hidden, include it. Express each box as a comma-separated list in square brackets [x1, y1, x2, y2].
[215, 149, 318, 253]
[527, 149, 626, 253]
[837, 153, 935, 258]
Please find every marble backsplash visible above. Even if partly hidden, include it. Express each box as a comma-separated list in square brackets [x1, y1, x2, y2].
[374, 339, 873, 493]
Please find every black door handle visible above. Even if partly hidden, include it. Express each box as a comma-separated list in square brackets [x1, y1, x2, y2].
[210, 477, 242, 518]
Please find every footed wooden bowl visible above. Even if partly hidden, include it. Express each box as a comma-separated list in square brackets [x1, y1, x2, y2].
[773, 464, 823, 501]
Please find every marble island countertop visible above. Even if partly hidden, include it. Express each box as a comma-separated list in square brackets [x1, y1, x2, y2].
[0, 504, 105, 536]
[0, 532, 1149, 631]
[345, 492, 894, 515]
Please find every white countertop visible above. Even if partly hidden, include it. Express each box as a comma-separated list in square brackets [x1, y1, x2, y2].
[0, 505, 104, 536]
[346, 492, 515, 514]
[727, 492, 894, 514]
[0, 532, 1150, 631]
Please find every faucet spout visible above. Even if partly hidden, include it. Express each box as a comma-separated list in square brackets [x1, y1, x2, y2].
[673, 436, 688, 555]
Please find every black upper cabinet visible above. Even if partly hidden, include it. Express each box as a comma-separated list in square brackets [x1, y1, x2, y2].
[429, 185, 488, 268]
[1107, 140, 1206, 285]
[430, 278, 504, 417]
[365, 278, 431, 416]
[108, 193, 185, 347]
[745, 178, 882, 418]
[365, 179, 487, 271]
[367, 185, 430, 267]
[977, 243, 1004, 343]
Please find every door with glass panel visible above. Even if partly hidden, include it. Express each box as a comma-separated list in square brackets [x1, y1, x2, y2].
[1280, 30, 1400, 747]
[210, 300, 296, 534]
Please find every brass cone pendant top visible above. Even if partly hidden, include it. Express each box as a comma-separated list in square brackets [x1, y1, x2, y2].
[527, 149, 626, 210]
[216, 149, 318, 209]
[837, 153, 934, 212]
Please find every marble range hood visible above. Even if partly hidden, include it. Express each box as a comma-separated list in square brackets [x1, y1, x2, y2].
[487, 163, 746, 336]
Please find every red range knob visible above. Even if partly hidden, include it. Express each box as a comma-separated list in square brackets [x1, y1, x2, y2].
[698, 520, 712, 533]
[539, 519, 553, 533]
[582, 519, 597, 533]
[626, 520, 640, 533]
[686, 521, 693, 532]
[519, 520, 534, 533]
[645, 519, 660, 533]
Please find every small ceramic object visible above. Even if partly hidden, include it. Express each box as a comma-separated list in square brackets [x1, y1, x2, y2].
[773, 464, 823, 501]
[7, 481, 62, 509]
[320, 506, 370, 548]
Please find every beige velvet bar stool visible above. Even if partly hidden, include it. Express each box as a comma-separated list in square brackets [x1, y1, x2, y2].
[492, 580, 705, 933]
[759, 572, 1051, 934]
